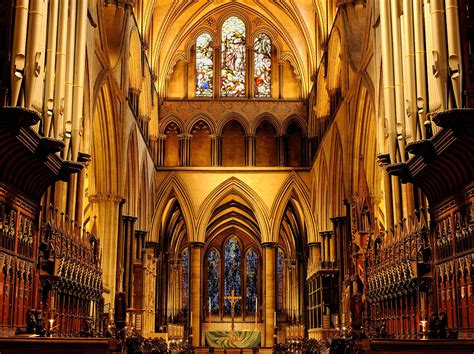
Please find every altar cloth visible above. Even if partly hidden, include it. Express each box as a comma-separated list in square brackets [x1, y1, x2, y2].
[205, 330, 261, 348]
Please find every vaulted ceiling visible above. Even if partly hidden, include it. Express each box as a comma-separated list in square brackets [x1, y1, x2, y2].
[133, 0, 334, 97]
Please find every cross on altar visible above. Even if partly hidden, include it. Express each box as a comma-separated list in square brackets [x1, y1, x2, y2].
[224, 289, 241, 332]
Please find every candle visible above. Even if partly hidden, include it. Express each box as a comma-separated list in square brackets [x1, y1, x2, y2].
[190, 311, 193, 327]
[209, 297, 211, 314]
[255, 296, 258, 314]
[274, 311, 277, 328]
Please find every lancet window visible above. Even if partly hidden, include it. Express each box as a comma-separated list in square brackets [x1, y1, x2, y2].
[196, 32, 214, 97]
[254, 33, 272, 97]
[208, 250, 219, 313]
[224, 237, 242, 314]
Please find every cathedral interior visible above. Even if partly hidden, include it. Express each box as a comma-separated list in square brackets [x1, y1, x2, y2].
[0, 0, 473, 353]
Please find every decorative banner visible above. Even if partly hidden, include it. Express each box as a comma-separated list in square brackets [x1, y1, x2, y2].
[205, 330, 261, 348]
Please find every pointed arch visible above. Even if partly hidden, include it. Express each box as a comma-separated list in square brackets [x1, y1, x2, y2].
[282, 114, 307, 135]
[196, 177, 270, 244]
[185, 113, 217, 134]
[251, 113, 281, 135]
[217, 112, 251, 135]
[123, 128, 140, 216]
[150, 173, 196, 243]
[159, 115, 185, 134]
[270, 172, 317, 243]
[328, 127, 345, 217]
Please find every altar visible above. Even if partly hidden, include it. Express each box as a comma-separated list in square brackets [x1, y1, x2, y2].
[205, 330, 261, 349]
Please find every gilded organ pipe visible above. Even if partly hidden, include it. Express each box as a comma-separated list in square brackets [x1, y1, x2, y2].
[24, 0, 44, 109]
[445, 0, 462, 108]
[72, 0, 88, 157]
[10, 0, 29, 107]
[43, 0, 59, 137]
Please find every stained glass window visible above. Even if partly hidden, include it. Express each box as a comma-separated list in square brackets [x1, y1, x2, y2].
[182, 250, 189, 313]
[254, 33, 271, 97]
[196, 32, 214, 97]
[221, 16, 246, 97]
[208, 250, 219, 314]
[277, 250, 284, 313]
[224, 237, 242, 314]
[246, 250, 258, 313]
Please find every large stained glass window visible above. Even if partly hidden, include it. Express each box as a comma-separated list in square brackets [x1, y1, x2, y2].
[224, 237, 242, 314]
[208, 250, 219, 314]
[182, 250, 189, 313]
[196, 32, 214, 97]
[277, 249, 284, 313]
[246, 250, 258, 313]
[254, 33, 271, 97]
[221, 16, 246, 97]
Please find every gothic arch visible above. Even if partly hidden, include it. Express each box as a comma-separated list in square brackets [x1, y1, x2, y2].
[217, 113, 251, 135]
[270, 172, 317, 243]
[159, 115, 185, 134]
[185, 27, 217, 61]
[186, 113, 217, 135]
[123, 127, 140, 216]
[90, 79, 121, 196]
[251, 113, 281, 135]
[216, 11, 251, 44]
[328, 127, 345, 217]
[282, 114, 307, 135]
[129, 28, 143, 92]
[150, 173, 196, 243]
[196, 177, 271, 244]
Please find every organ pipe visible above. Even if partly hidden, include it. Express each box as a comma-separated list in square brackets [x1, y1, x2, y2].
[53, 0, 68, 139]
[413, 0, 428, 139]
[430, 0, 448, 110]
[63, 0, 77, 159]
[72, 0, 88, 162]
[24, 0, 44, 109]
[10, 0, 29, 107]
[445, 0, 462, 108]
[43, 0, 59, 137]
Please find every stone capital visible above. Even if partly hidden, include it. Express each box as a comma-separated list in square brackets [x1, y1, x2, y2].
[261, 241, 278, 248]
[189, 241, 205, 248]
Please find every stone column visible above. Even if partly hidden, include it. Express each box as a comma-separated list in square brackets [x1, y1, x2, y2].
[245, 134, 256, 166]
[378, 154, 394, 233]
[88, 193, 123, 307]
[75, 152, 91, 226]
[276, 134, 287, 166]
[247, 44, 254, 98]
[278, 61, 284, 99]
[262, 242, 277, 346]
[179, 134, 192, 167]
[319, 232, 326, 267]
[189, 241, 204, 346]
[210, 134, 222, 166]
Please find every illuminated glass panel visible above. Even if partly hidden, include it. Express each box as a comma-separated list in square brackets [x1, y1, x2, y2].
[208, 250, 219, 313]
[246, 250, 258, 313]
[182, 250, 189, 313]
[221, 16, 246, 97]
[196, 32, 214, 97]
[254, 33, 271, 97]
[277, 250, 284, 313]
[224, 237, 241, 314]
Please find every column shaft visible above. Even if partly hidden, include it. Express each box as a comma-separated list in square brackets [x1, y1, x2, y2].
[263, 243, 276, 346]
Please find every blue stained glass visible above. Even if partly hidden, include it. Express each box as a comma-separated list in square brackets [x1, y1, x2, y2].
[208, 250, 219, 313]
[277, 250, 284, 313]
[221, 16, 246, 97]
[224, 238, 241, 314]
[196, 32, 214, 97]
[182, 250, 189, 312]
[246, 250, 258, 313]
[254, 33, 271, 97]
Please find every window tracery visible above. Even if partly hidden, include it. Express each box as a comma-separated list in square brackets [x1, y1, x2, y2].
[196, 32, 214, 97]
[224, 237, 242, 314]
[208, 250, 219, 314]
[254, 33, 272, 97]
[221, 16, 246, 97]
